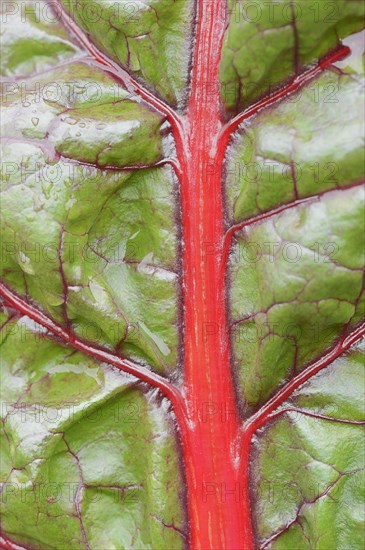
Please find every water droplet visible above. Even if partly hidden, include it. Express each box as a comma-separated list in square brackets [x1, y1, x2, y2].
[17, 252, 35, 275]
[66, 117, 77, 125]
[22, 101, 31, 107]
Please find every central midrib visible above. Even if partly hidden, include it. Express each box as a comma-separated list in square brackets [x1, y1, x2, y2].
[177, 1, 253, 548]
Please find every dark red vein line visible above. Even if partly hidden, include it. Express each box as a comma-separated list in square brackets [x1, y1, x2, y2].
[63, 157, 182, 177]
[244, 321, 365, 435]
[290, 0, 300, 74]
[267, 408, 365, 426]
[222, 180, 365, 269]
[260, 465, 364, 549]
[0, 282, 189, 431]
[51, 0, 184, 142]
[219, 45, 351, 147]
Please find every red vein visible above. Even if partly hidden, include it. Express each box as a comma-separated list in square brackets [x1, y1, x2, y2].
[64, 157, 182, 177]
[51, 0, 184, 143]
[260, 466, 364, 549]
[222, 180, 365, 270]
[267, 408, 365, 426]
[5, 4, 363, 550]
[0, 535, 29, 550]
[0, 282, 189, 431]
[61, 434, 90, 549]
[177, 0, 255, 548]
[219, 45, 351, 148]
[244, 321, 365, 435]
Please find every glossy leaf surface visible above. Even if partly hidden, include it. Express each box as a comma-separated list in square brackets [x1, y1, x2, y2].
[1, 1, 364, 549]
[220, 0, 364, 111]
[0, 313, 185, 549]
[252, 343, 365, 549]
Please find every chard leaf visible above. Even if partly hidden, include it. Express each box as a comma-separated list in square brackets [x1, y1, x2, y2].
[0, 1, 364, 549]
